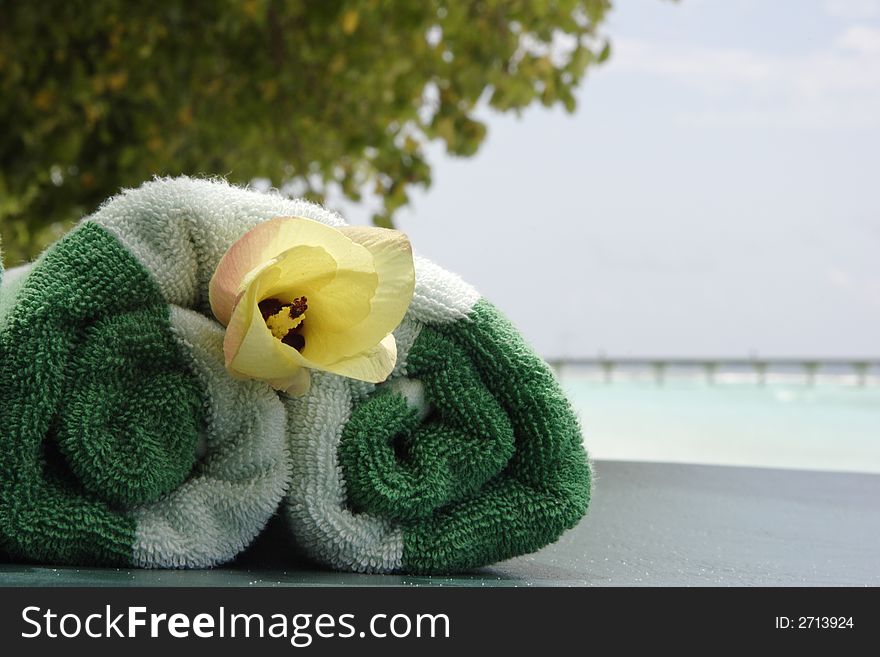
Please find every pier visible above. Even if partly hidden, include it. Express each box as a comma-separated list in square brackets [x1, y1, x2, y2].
[546, 357, 880, 386]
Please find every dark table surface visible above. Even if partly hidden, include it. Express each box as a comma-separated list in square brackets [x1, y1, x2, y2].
[2, 460, 878, 587]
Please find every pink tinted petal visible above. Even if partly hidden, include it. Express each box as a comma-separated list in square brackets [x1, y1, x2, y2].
[210, 218, 290, 326]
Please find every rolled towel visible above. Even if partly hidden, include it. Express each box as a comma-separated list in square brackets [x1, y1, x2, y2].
[0, 177, 338, 567]
[0, 176, 591, 572]
[283, 258, 592, 574]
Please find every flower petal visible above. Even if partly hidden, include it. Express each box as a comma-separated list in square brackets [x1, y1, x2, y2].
[296, 267, 378, 363]
[258, 244, 339, 301]
[308, 226, 414, 360]
[268, 367, 312, 396]
[318, 333, 398, 383]
[210, 216, 374, 326]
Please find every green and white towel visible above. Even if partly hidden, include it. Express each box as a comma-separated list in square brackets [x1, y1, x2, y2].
[0, 177, 590, 572]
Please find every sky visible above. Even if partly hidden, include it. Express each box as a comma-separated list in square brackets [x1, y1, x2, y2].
[343, 0, 880, 359]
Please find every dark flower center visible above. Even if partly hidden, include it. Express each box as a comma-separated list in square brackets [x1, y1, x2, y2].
[259, 296, 308, 352]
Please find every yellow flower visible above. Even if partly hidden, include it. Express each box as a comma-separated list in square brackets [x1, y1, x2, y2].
[209, 216, 415, 396]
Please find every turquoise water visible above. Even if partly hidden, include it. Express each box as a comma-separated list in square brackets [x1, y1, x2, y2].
[562, 377, 880, 474]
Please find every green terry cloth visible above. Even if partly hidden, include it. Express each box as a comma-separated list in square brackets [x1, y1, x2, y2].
[0, 176, 590, 571]
[283, 249, 592, 574]
[0, 177, 311, 567]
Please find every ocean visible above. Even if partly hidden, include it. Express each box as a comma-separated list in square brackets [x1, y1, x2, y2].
[560, 372, 880, 474]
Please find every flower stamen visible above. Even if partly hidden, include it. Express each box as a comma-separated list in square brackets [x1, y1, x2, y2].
[262, 296, 308, 353]
[289, 296, 308, 318]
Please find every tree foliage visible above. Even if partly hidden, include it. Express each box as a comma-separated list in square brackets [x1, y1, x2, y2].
[0, 0, 611, 266]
